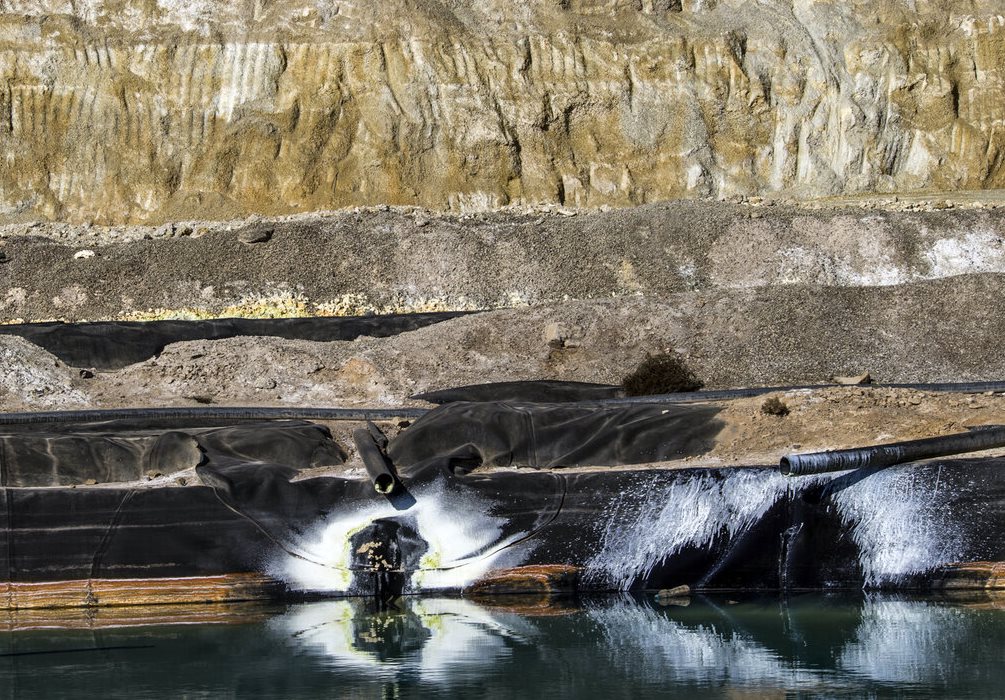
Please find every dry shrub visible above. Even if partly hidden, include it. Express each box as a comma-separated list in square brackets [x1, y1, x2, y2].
[761, 397, 790, 417]
[622, 353, 703, 396]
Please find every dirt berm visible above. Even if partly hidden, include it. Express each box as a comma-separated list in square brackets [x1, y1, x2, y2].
[3, 200, 1005, 321]
[3, 201, 1005, 464]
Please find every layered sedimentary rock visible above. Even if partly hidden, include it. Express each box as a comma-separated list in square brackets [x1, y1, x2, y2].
[1, 1, 1005, 223]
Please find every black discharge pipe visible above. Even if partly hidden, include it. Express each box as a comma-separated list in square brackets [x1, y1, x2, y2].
[0, 406, 427, 427]
[780, 425, 1005, 476]
[353, 422, 401, 495]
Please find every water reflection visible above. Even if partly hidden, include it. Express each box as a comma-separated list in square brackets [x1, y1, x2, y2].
[2, 593, 1004, 698]
[276, 598, 536, 683]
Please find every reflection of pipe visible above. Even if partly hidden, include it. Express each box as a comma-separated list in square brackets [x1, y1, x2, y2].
[780, 425, 1005, 476]
[353, 422, 401, 495]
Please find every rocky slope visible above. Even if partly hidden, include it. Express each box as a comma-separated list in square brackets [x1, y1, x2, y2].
[2, 1, 1005, 223]
[4, 201, 1005, 322]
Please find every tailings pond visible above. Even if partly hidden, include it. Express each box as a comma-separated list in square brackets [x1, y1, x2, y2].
[2, 593, 1003, 698]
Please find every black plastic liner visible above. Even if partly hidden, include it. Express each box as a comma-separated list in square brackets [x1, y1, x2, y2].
[195, 454, 1005, 594]
[0, 407, 428, 427]
[0, 419, 349, 582]
[2, 401, 1004, 593]
[0, 420, 345, 487]
[0, 485, 273, 581]
[0, 312, 472, 369]
[412, 380, 624, 404]
[386, 401, 724, 471]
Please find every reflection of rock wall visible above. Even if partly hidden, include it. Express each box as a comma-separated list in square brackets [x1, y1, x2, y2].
[2, 1, 1005, 223]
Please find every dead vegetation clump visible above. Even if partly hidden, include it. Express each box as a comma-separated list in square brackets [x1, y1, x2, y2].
[760, 397, 790, 417]
[622, 353, 703, 396]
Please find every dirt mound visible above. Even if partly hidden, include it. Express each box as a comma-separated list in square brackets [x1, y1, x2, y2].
[0, 337, 89, 409]
[5, 203, 1005, 323]
[52, 276, 1004, 411]
[709, 387, 1005, 464]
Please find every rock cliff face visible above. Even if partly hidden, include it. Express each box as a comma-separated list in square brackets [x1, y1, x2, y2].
[2, 1, 1005, 223]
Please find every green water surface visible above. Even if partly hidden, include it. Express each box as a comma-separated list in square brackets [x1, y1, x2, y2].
[2, 593, 1003, 698]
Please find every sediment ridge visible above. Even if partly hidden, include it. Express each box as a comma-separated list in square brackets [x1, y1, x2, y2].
[3, 201, 1005, 322]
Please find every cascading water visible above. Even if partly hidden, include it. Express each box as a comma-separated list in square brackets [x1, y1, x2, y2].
[271, 479, 535, 594]
[583, 463, 975, 591]
[271, 458, 982, 595]
[582, 470, 803, 589]
[829, 465, 968, 587]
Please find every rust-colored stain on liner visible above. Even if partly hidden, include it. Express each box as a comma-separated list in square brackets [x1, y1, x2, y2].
[2, 601, 275, 632]
[1, 573, 283, 611]
[464, 565, 580, 598]
[931, 562, 1005, 591]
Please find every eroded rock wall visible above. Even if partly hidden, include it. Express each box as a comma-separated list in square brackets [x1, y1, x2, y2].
[2, 1, 1005, 223]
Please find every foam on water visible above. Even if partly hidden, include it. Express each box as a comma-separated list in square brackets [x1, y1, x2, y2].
[273, 479, 534, 593]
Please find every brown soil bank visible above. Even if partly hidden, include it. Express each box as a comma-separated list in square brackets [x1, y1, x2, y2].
[4, 201, 1005, 322]
[2, 1, 1005, 222]
[3, 274, 1005, 414]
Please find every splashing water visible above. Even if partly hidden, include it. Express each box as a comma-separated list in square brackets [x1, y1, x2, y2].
[272, 479, 533, 594]
[830, 466, 967, 587]
[275, 460, 975, 594]
[583, 469, 798, 589]
[583, 464, 972, 591]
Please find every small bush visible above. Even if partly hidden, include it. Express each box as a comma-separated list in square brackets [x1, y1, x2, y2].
[622, 353, 703, 396]
[761, 397, 790, 417]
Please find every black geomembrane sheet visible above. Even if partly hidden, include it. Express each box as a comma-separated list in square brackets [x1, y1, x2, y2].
[0, 312, 470, 369]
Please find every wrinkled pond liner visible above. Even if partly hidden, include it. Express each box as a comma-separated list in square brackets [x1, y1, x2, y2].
[1, 400, 1003, 599]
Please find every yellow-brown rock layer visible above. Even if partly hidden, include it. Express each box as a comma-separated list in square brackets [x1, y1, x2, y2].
[2, 0, 1005, 223]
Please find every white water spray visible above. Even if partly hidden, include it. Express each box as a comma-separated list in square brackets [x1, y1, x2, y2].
[271, 479, 535, 593]
[830, 466, 967, 587]
[273, 460, 975, 594]
[583, 470, 798, 589]
[583, 464, 973, 590]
